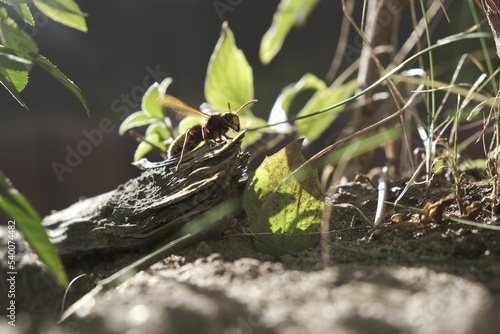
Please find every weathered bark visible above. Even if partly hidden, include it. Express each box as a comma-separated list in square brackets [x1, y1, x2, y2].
[43, 132, 249, 259]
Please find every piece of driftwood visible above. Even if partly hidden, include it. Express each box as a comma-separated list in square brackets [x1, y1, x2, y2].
[43, 132, 249, 259]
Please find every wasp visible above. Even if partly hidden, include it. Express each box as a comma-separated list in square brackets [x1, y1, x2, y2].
[158, 94, 258, 171]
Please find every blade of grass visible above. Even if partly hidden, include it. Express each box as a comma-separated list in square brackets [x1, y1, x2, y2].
[419, 0, 436, 183]
[249, 32, 492, 132]
[468, 0, 498, 90]
[0, 171, 68, 286]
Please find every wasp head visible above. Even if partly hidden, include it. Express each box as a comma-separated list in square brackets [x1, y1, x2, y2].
[222, 99, 258, 132]
[221, 112, 240, 132]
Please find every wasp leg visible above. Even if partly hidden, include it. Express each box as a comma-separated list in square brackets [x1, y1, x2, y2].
[175, 129, 196, 172]
[201, 127, 218, 148]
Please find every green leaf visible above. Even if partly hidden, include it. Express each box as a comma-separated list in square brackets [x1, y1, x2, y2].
[0, 46, 31, 94]
[460, 159, 487, 171]
[133, 134, 166, 161]
[145, 133, 167, 151]
[158, 77, 173, 96]
[145, 122, 170, 142]
[269, 73, 326, 133]
[0, 48, 32, 66]
[178, 116, 204, 135]
[134, 141, 153, 161]
[0, 46, 87, 113]
[0, 66, 28, 92]
[0, 8, 36, 94]
[269, 75, 356, 142]
[33, 0, 87, 32]
[296, 79, 357, 142]
[205, 22, 254, 112]
[0, 171, 68, 287]
[0, 8, 38, 52]
[0, 0, 34, 25]
[118, 111, 155, 135]
[243, 139, 323, 256]
[260, 0, 319, 64]
[322, 128, 402, 166]
[142, 82, 163, 119]
[273, 74, 326, 114]
[0, 68, 28, 109]
[28, 52, 89, 115]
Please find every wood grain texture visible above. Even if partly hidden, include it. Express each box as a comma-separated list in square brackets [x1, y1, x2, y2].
[43, 132, 249, 258]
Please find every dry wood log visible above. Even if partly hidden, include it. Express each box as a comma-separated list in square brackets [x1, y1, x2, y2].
[42, 132, 249, 259]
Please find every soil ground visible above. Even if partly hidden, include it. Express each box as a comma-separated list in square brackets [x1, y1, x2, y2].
[1, 170, 500, 333]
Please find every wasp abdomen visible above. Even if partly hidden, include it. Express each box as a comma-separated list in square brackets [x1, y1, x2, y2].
[168, 125, 204, 158]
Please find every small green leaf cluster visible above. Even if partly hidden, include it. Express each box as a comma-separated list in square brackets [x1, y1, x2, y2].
[119, 78, 174, 161]
[0, 0, 88, 113]
[120, 23, 265, 162]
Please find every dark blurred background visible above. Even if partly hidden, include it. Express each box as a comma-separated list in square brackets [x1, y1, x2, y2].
[0, 0, 345, 216]
[0, 1, 485, 217]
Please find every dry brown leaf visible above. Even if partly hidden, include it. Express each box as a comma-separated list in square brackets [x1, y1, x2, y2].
[418, 194, 455, 225]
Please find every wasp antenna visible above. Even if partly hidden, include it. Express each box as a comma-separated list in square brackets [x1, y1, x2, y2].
[234, 99, 258, 114]
[227, 102, 233, 113]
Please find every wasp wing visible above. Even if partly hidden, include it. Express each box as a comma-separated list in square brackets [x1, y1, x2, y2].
[199, 102, 219, 117]
[158, 94, 207, 118]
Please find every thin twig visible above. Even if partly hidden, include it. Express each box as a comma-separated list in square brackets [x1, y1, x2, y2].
[326, 0, 355, 81]
[373, 161, 392, 226]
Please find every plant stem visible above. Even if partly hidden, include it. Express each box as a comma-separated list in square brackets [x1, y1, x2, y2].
[469, 0, 498, 90]
[419, 0, 436, 184]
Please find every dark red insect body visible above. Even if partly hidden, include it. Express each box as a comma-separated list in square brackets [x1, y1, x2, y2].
[159, 95, 257, 171]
